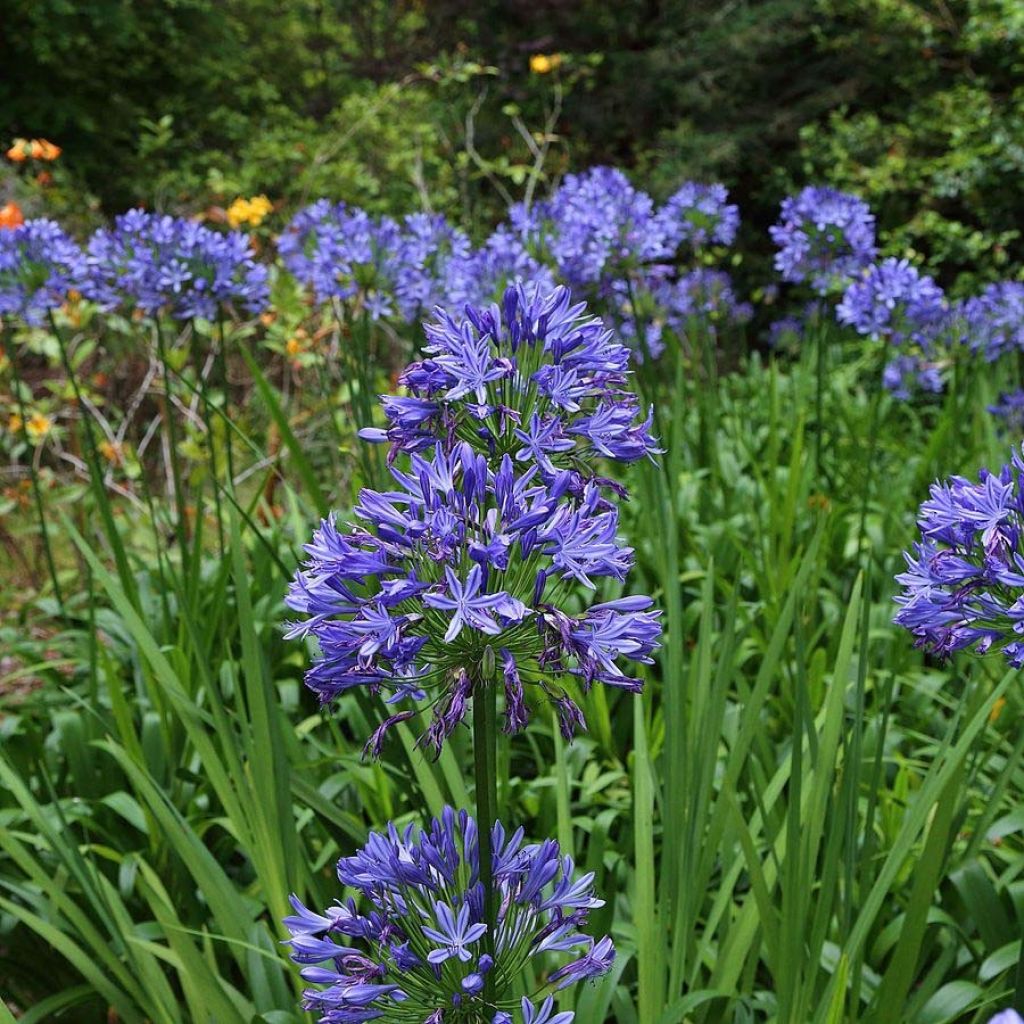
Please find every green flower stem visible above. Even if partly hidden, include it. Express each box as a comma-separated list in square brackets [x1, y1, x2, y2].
[472, 671, 499, 1004]
[152, 316, 191, 562]
[5, 328, 65, 614]
[189, 319, 225, 555]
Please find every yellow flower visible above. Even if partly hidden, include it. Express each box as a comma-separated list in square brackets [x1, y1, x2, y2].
[26, 412, 52, 442]
[990, 696, 1007, 723]
[227, 194, 273, 228]
[529, 53, 562, 74]
[286, 336, 304, 357]
[7, 413, 23, 433]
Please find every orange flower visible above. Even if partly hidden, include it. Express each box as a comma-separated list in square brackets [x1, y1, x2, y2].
[286, 336, 304, 357]
[0, 202, 24, 230]
[36, 139, 61, 161]
[6, 139, 29, 163]
[99, 440, 123, 466]
[7, 413, 23, 433]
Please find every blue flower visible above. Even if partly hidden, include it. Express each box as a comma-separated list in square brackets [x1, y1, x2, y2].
[894, 443, 1024, 666]
[0, 219, 84, 324]
[958, 281, 1024, 361]
[286, 440, 659, 752]
[655, 181, 740, 250]
[367, 283, 659, 478]
[770, 186, 876, 294]
[837, 257, 947, 348]
[282, 808, 612, 1023]
[81, 210, 268, 320]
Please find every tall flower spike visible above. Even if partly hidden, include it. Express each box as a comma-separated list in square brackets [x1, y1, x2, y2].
[286, 440, 660, 753]
[282, 808, 611, 1024]
[363, 282, 660, 481]
[0, 219, 83, 325]
[894, 442, 1024, 666]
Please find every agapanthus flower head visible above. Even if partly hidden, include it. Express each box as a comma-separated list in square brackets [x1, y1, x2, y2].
[286, 438, 660, 752]
[767, 315, 803, 350]
[655, 268, 752, 335]
[283, 807, 612, 1023]
[958, 281, 1024, 361]
[392, 212, 476, 322]
[0, 218, 83, 324]
[894, 443, 1024, 666]
[770, 186, 876, 294]
[836, 257, 946, 348]
[518, 168, 663, 290]
[882, 353, 945, 401]
[81, 209, 269, 320]
[989, 390, 1024, 434]
[279, 200, 402, 315]
[464, 225, 557, 306]
[656, 181, 740, 250]
[364, 283, 660, 477]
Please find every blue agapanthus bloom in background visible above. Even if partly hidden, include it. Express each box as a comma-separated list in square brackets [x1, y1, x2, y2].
[836, 257, 946, 348]
[656, 181, 740, 250]
[656, 268, 753, 335]
[882, 353, 944, 401]
[365, 284, 659, 476]
[988, 1013, 1024, 1024]
[958, 281, 1024, 361]
[282, 807, 613, 1023]
[516, 167, 664, 292]
[81, 209, 269, 320]
[770, 186, 877, 294]
[894, 443, 1024, 666]
[278, 200, 402, 315]
[0, 218, 83, 324]
[393, 212, 476, 322]
[464, 225, 557, 307]
[286, 439, 660, 752]
[989, 391, 1024, 433]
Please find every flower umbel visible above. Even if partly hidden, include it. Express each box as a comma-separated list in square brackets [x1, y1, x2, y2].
[286, 439, 660, 753]
[282, 808, 612, 1023]
[894, 443, 1024, 666]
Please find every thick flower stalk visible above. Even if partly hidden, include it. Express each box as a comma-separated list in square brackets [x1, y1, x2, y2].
[80, 209, 269, 320]
[0, 218, 83, 324]
[286, 438, 660, 752]
[283, 807, 613, 1023]
[362, 283, 659, 476]
[894, 443, 1024, 666]
[770, 186, 877, 294]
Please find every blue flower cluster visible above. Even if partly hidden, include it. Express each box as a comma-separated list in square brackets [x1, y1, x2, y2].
[655, 268, 753, 335]
[836, 257, 946, 346]
[279, 201, 481, 322]
[280, 168, 747, 360]
[656, 181, 740, 250]
[365, 284, 659, 472]
[958, 281, 1024, 361]
[894, 443, 1024, 666]
[81, 209, 269, 320]
[0, 219, 83, 325]
[283, 808, 613, 1023]
[770, 185, 877, 294]
[287, 286, 659, 753]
